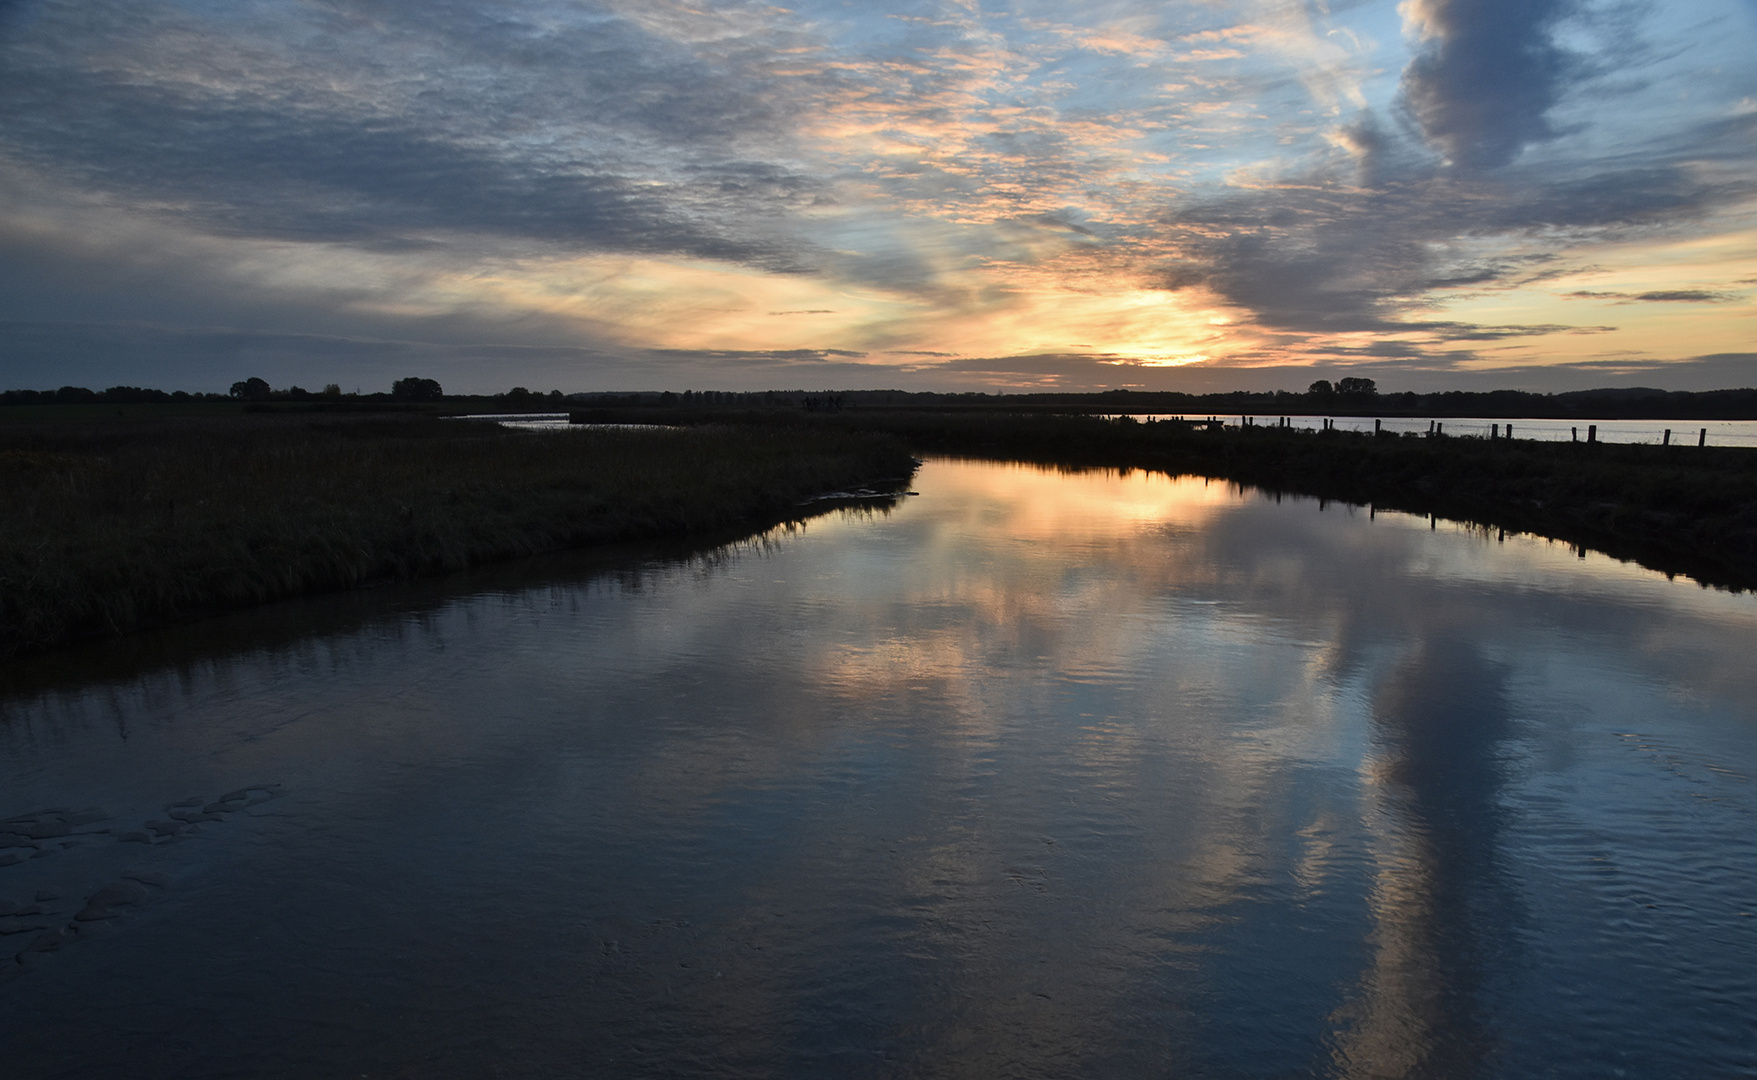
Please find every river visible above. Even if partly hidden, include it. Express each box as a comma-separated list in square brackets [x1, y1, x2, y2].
[3, 458, 1754, 1077]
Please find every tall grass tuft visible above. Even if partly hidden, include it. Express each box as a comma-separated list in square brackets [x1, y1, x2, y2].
[0, 413, 914, 657]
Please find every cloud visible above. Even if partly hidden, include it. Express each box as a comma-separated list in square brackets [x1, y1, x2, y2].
[1398, 0, 1579, 169]
[1439, 352, 1757, 392]
[1157, 121, 1754, 348]
[0, 0, 1751, 392]
[1632, 290, 1738, 303]
[0, 0, 827, 268]
[648, 348, 868, 363]
[1565, 289, 1739, 303]
[0, 319, 603, 394]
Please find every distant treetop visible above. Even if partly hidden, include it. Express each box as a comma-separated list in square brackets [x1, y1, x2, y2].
[229, 376, 271, 401]
[391, 377, 443, 401]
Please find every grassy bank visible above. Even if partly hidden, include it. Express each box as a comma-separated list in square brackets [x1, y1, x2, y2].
[573, 407, 1757, 592]
[0, 413, 915, 658]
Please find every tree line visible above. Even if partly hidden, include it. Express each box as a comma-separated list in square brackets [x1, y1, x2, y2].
[7, 377, 1757, 419]
[1, 377, 568, 408]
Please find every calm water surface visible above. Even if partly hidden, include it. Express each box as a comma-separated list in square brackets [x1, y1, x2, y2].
[3, 459, 1755, 1078]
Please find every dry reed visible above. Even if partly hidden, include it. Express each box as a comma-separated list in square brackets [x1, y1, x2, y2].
[0, 413, 914, 657]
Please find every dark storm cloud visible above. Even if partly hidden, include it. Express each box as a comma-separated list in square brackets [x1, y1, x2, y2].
[1398, 0, 1579, 170]
[0, 0, 826, 268]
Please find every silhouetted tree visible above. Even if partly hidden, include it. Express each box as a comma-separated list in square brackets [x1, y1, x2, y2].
[229, 377, 271, 401]
[1337, 376, 1377, 397]
[391, 377, 443, 401]
[1308, 379, 1334, 396]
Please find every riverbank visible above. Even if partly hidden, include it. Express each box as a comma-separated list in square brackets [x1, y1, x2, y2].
[0, 413, 915, 658]
[573, 407, 1757, 592]
[11, 404, 1753, 661]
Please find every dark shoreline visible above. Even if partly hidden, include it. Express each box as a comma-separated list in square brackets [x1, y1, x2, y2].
[574, 407, 1757, 593]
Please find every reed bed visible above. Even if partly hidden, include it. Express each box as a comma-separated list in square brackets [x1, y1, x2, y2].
[0, 413, 914, 657]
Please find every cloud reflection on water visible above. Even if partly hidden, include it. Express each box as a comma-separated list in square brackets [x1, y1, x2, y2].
[1, 459, 1755, 1076]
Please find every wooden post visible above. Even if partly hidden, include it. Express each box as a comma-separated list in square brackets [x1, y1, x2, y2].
[1663, 429, 1671, 446]
[1588, 424, 1597, 443]
[1492, 423, 1499, 439]
[1700, 427, 1707, 447]
[1506, 424, 1513, 440]
[1437, 421, 1444, 435]
[1374, 418, 1382, 434]
[1571, 427, 1577, 442]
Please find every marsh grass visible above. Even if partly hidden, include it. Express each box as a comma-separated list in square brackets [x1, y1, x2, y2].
[0, 413, 914, 657]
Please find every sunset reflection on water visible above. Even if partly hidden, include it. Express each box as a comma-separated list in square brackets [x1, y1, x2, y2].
[1, 459, 1754, 1077]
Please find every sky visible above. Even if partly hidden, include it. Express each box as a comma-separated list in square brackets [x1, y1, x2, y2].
[1, 0, 1754, 395]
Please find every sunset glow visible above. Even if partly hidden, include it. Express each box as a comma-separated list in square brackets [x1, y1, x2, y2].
[1, 0, 1752, 392]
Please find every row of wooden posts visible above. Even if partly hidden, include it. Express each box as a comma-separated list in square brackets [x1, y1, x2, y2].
[1563, 424, 1707, 446]
[1233, 416, 1712, 446]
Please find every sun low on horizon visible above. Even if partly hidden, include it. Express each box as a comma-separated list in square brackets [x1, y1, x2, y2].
[0, 0, 1753, 395]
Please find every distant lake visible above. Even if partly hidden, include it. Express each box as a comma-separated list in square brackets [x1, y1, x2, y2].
[3, 459, 1755, 1077]
[1125, 414, 1757, 446]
